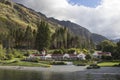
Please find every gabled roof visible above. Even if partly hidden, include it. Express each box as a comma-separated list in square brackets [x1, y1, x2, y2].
[45, 54, 52, 57]
[77, 53, 86, 57]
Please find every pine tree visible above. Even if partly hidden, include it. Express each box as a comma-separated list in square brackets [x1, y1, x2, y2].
[15, 28, 25, 48]
[24, 26, 33, 49]
[35, 21, 51, 51]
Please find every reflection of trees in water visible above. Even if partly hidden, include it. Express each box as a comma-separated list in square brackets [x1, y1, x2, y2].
[50, 72, 65, 80]
[115, 75, 120, 80]
[0, 69, 120, 80]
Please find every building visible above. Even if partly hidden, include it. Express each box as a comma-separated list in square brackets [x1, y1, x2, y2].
[63, 53, 70, 60]
[51, 54, 63, 60]
[77, 53, 86, 60]
[45, 54, 52, 60]
[93, 51, 112, 59]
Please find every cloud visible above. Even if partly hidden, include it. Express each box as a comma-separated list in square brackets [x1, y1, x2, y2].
[12, 0, 120, 39]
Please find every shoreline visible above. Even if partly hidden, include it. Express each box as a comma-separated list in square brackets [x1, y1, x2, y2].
[0, 65, 120, 74]
[0, 65, 86, 72]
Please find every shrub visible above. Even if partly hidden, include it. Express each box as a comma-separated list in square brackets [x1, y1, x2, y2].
[13, 50, 23, 58]
[114, 63, 120, 67]
[34, 57, 40, 63]
[85, 54, 92, 60]
[6, 53, 14, 60]
[61, 48, 67, 53]
[51, 61, 66, 65]
[0, 52, 6, 60]
[12, 60, 20, 63]
[90, 49, 95, 54]
[27, 57, 40, 63]
[53, 49, 63, 54]
[82, 49, 89, 54]
[87, 64, 100, 69]
[101, 55, 112, 60]
[76, 63, 86, 66]
[68, 48, 76, 54]
[24, 52, 30, 56]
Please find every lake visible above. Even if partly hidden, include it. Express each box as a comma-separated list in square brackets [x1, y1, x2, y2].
[0, 66, 120, 80]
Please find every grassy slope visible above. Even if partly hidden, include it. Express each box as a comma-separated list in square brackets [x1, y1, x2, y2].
[0, 2, 57, 34]
[98, 61, 120, 67]
[0, 59, 51, 67]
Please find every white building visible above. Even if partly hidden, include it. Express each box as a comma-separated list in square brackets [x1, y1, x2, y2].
[45, 54, 52, 60]
[63, 53, 70, 59]
[92, 52, 99, 58]
[77, 53, 86, 60]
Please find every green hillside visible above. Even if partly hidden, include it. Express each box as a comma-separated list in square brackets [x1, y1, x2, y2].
[0, 1, 58, 34]
[0, 0, 108, 50]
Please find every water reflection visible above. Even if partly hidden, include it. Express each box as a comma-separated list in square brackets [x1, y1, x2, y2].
[0, 69, 120, 80]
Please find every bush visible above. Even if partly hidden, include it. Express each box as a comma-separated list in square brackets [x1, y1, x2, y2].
[101, 55, 112, 60]
[86, 66, 93, 69]
[68, 48, 76, 54]
[26, 57, 40, 63]
[6, 53, 14, 60]
[12, 60, 20, 63]
[87, 64, 100, 69]
[13, 50, 23, 58]
[24, 50, 32, 56]
[0, 52, 6, 60]
[82, 49, 89, 54]
[51, 61, 66, 65]
[53, 49, 63, 54]
[114, 63, 120, 67]
[85, 54, 92, 60]
[76, 63, 86, 66]
[61, 48, 67, 53]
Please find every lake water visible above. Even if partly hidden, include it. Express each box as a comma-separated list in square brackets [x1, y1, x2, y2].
[0, 66, 120, 80]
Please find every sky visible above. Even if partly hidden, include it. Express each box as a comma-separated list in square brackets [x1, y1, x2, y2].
[12, 0, 120, 39]
[68, 0, 101, 8]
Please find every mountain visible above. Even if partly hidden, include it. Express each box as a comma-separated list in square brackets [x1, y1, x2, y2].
[91, 33, 108, 44]
[0, 0, 107, 45]
[48, 18, 91, 39]
[111, 39, 120, 43]
[48, 18, 108, 44]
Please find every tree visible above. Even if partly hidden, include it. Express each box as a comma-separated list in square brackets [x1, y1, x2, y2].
[112, 41, 120, 59]
[35, 21, 51, 51]
[14, 28, 25, 49]
[98, 40, 116, 52]
[24, 26, 33, 49]
[85, 54, 92, 60]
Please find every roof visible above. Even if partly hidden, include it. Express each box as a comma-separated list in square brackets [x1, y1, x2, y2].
[51, 54, 63, 56]
[45, 54, 52, 57]
[98, 52, 111, 54]
[69, 54, 77, 57]
[33, 54, 45, 56]
[77, 53, 86, 57]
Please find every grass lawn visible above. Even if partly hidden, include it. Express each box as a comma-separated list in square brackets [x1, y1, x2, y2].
[98, 61, 120, 67]
[0, 59, 51, 68]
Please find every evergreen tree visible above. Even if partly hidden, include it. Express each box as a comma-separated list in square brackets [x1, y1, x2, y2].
[35, 21, 51, 51]
[24, 26, 33, 49]
[15, 28, 25, 48]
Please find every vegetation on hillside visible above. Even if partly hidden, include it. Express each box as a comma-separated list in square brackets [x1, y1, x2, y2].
[97, 40, 120, 60]
[0, 0, 120, 68]
[0, 1, 95, 50]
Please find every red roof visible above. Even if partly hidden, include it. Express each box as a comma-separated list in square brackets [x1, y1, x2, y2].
[51, 54, 63, 56]
[69, 54, 77, 57]
[98, 52, 111, 54]
[33, 54, 45, 56]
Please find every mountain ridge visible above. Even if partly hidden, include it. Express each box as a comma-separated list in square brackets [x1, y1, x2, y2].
[48, 17, 108, 43]
[0, 1, 108, 45]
